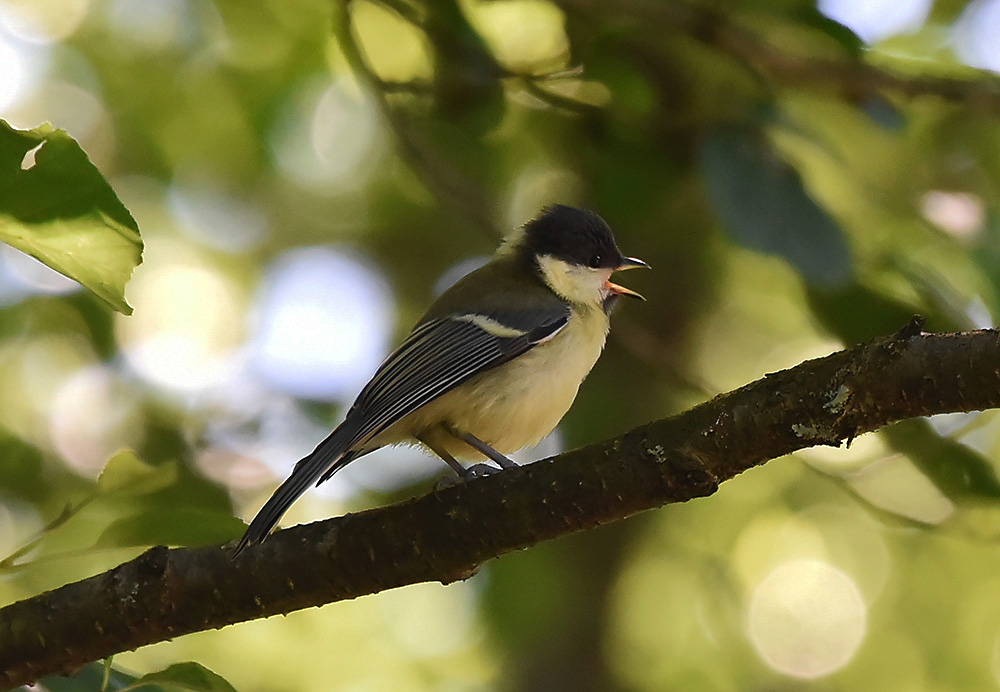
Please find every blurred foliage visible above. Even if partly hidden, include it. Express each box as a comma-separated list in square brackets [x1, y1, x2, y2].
[2, 0, 1000, 690]
[37, 660, 237, 692]
[699, 124, 853, 287]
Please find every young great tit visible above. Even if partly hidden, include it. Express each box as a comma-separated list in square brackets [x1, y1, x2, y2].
[234, 205, 647, 555]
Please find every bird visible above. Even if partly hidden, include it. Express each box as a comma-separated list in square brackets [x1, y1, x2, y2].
[233, 205, 647, 555]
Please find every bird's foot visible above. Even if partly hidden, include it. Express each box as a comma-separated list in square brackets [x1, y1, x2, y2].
[433, 463, 502, 490]
[465, 463, 503, 478]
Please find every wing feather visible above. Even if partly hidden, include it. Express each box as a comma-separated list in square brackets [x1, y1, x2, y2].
[347, 308, 569, 446]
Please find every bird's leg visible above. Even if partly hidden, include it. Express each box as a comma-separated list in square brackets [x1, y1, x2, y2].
[414, 435, 500, 486]
[443, 424, 520, 470]
[415, 431, 468, 476]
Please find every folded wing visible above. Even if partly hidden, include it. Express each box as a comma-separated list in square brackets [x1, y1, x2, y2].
[348, 307, 570, 448]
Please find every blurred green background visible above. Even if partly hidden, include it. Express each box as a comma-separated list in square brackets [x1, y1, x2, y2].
[3, 0, 1000, 689]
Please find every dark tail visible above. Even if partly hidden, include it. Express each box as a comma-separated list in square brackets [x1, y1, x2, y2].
[232, 421, 361, 557]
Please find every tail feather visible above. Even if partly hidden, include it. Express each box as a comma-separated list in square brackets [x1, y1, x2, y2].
[232, 422, 360, 557]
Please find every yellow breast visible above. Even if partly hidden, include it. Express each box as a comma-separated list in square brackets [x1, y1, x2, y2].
[395, 305, 610, 458]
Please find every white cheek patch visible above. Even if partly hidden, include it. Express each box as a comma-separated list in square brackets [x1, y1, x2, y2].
[536, 254, 610, 305]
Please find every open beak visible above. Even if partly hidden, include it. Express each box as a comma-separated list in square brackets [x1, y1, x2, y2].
[607, 257, 649, 301]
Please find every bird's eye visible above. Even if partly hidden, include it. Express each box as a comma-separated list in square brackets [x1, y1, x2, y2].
[588, 253, 602, 268]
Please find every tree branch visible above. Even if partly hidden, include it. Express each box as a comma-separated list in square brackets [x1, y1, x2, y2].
[4, 324, 1000, 688]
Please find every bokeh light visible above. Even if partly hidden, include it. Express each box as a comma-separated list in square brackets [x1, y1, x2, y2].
[168, 181, 268, 253]
[848, 454, 955, 524]
[350, 0, 432, 84]
[466, 0, 569, 72]
[921, 190, 985, 239]
[748, 559, 867, 679]
[0, 0, 89, 44]
[733, 504, 891, 605]
[376, 581, 482, 659]
[105, 0, 199, 52]
[798, 429, 892, 473]
[117, 239, 247, 394]
[5, 79, 112, 164]
[12, 78, 98, 131]
[817, 0, 932, 44]
[0, 333, 96, 449]
[953, 0, 1000, 73]
[196, 384, 333, 492]
[270, 77, 383, 192]
[0, 245, 81, 297]
[0, 29, 28, 111]
[249, 246, 393, 401]
[49, 365, 143, 478]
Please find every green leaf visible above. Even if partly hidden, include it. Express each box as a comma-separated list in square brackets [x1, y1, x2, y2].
[126, 662, 239, 692]
[860, 97, 906, 131]
[94, 507, 246, 549]
[806, 282, 926, 344]
[883, 419, 1000, 501]
[44, 661, 238, 692]
[699, 126, 853, 287]
[0, 119, 142, 314]
[97, 450, 178, 496]
[0, 432, 46, 502]
[38, 661, 137, 692]
[798, 8, 864, 56]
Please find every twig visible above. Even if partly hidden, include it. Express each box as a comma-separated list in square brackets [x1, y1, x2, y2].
[333, 0, 501, 239]
[554, 0, 1000, 112]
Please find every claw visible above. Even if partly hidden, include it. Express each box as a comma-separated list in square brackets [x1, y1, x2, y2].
[432, 463, 502, 491]
[464, 463, 502, 478]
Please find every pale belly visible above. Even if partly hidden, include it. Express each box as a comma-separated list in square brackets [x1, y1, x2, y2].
[374, 307, 610, 459]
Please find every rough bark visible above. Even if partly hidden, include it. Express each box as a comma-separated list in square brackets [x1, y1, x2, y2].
[3, 323, 1000, 688]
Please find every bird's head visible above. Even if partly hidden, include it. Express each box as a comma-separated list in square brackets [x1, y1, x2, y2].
[501, 205, 648, 308]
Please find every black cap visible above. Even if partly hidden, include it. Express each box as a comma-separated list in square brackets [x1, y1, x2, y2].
[521, 205, 624, 270]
